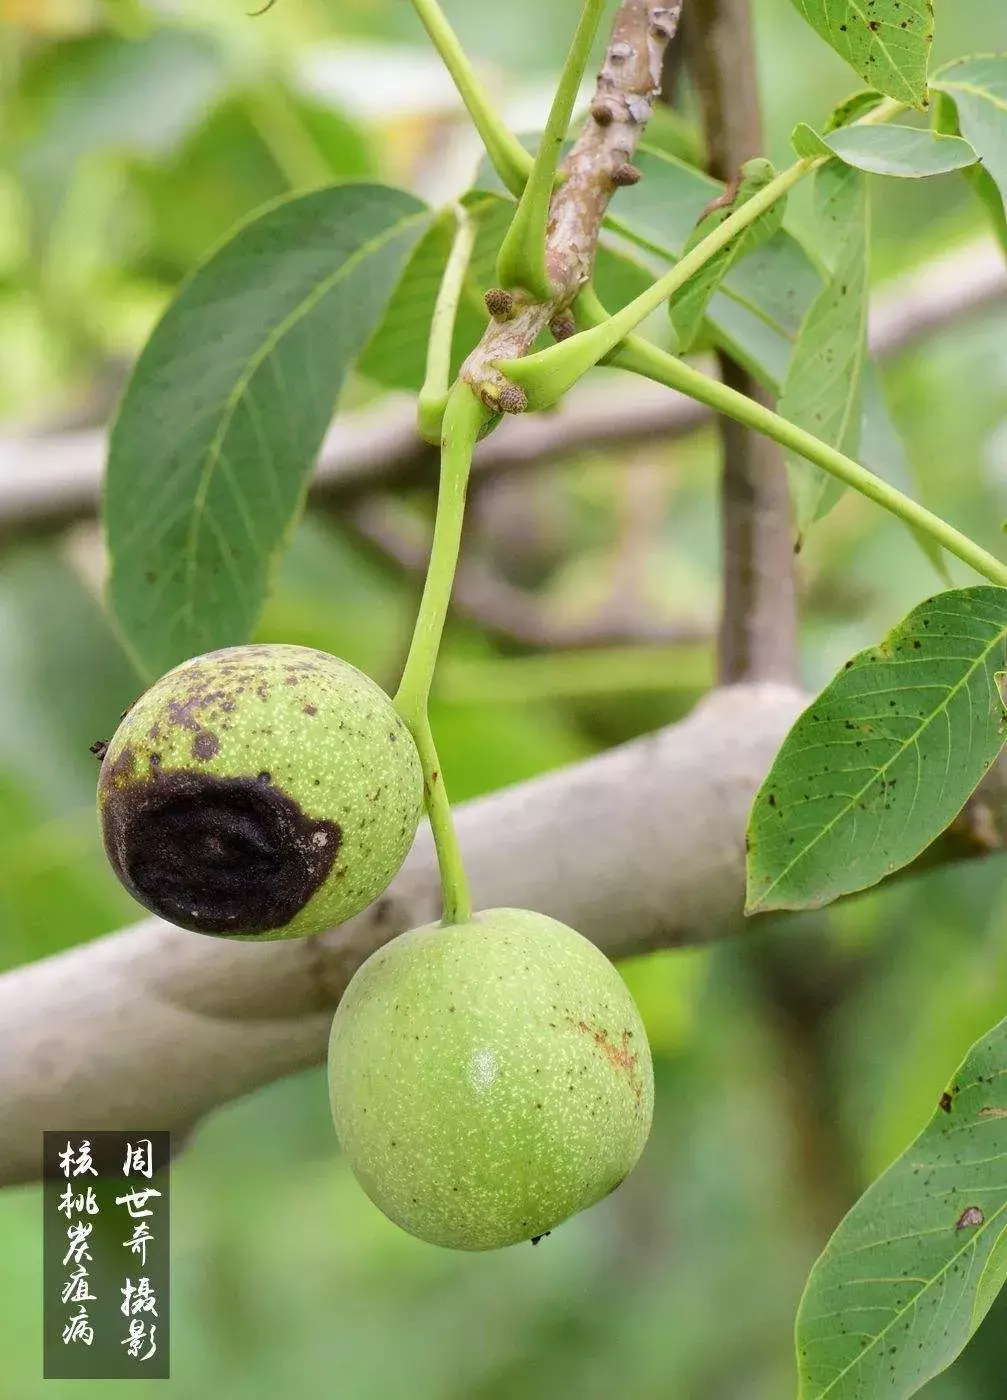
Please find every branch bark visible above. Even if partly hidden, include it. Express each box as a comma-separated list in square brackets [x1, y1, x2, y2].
[684, 0, 847, 1239]
[3, 678, 1007, 1188]
[683, 0, 798, 685]
[461, 0, 683, 410]
[0, 683, 796, 1186]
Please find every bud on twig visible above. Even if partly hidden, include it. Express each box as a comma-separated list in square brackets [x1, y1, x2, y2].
[612, 163, 642, 187]
[496, 383, 529, 415]
[550, 315, 578, 342]
[484, 288, 517, 320]
[651, 6, 682, 41]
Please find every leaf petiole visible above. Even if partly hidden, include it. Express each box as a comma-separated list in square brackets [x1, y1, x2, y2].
[409, 0, 531, 199]
[495, 0, 607, 300]
[418, 206, 478, 444]
[613, 334, 1007, 588]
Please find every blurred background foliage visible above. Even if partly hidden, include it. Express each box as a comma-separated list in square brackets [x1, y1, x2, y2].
[0, 0, 1006, 1396]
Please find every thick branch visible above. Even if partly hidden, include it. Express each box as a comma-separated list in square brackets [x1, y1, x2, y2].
[461, 0, 682, 410]
[684, 0, 798, 685]
[0, 682, 799, 1186]
[0, 245, 1002, 539]
[4, 680, 1007, 1188]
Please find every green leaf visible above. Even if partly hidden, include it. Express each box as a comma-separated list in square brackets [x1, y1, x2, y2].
[573, 145, 933, 565]
[973, 1223, 1007, 1332]
[934, 55, 1007, 251]
[358, 205, 487, 394]
[781, 162, 869, 536]
[796, 1013, 1007, 1399]
[823, 124, 980, 178]
[106, 184, 430, 678]
[792, 122, 834, 160]
[605, 145, 830, 397]
[787, 0, 932, 107]
[668, 159, 786, 352]
[824, 89, 885, 132]
[746, 587, 1007, 914]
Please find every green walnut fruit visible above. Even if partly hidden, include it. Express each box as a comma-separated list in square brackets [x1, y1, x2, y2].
[97, 644, 423, 939]
[328, 907, 653, 1250]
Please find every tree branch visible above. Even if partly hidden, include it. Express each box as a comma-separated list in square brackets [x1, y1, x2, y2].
[684, 0, 847, 1239]
[0, 681, 800, 1187]
[461, 0, 683, 410]
[683, 0, 798, 685]
[0, 244, 1002, 539]
[3, 678, 1007, 1188]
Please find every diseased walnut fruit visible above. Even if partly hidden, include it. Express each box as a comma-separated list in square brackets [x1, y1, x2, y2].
[328, 907, 654, 1250]
[97, 644, 422, 939]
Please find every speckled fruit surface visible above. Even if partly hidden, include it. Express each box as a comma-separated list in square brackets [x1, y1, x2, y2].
[328, 907, 654, 1250]
[97, 644, 423, 939]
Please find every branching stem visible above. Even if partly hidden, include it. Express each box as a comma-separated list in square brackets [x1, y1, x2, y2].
[499, 156, 816, 407]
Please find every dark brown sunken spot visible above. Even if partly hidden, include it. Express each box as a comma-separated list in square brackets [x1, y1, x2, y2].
[100, 768, 340, 936]
[192, 729, 220, 761]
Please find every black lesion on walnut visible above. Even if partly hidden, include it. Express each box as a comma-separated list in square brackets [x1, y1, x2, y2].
[100, 767, 341, 936]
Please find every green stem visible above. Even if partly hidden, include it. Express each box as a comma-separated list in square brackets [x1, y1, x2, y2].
[498, 157, 816, 408]
[857, 96, 907, 127]
[410, 0, 531, 199]
[412, 713, 473, 924]
[394, 381, 487, 924]
[616, 335, 1007, 588]
[418, 206, 477, 444]
[495, 0, 606, 300]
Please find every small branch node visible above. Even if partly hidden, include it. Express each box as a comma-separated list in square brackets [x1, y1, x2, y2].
[612, 162, 643, 187]
[550, 314, 578, 342]
[651, 6, 682, 40]
[484, 288, 518, 320]
[591, 100, 617, 126]
[496, 383, 530, 415]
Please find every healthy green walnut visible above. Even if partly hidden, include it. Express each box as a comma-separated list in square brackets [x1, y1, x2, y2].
[328, 907, 654, 1250]
[97, 644, 423, 939]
